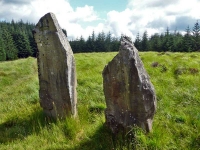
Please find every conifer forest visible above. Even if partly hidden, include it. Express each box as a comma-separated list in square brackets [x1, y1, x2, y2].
[0, 20, 199, 61]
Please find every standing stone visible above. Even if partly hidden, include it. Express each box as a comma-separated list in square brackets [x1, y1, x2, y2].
[33, 12, 77, 119]
[102, 36, 156, 133]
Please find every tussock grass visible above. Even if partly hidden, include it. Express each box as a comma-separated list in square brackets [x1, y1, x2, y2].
[0, 52, 200, 149]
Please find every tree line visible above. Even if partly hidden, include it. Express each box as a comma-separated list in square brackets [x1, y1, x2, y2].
[0, 20, 37, 61]
[70, 21, 200, 53]
[135, 21, 200, 52]
[69, 31, 120, 53]
[0, 20, 199, 61]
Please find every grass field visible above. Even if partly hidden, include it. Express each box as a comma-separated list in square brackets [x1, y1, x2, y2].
[0, 52, 200, 150]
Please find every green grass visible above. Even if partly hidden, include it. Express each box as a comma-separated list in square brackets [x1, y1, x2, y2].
[0, 52, 200, 149]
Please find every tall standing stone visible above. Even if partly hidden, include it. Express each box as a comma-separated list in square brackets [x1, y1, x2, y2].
[33, 12, 77, 119]
[102, 36, 156, 133]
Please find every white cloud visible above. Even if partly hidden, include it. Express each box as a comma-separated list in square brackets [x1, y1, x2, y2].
[0, 0, 99, 39]
[30, 0, 100, 38]
[103, 0, 200, 40]
[0, 0, 200, 40]
[71, 5, 99, 22]
[30, 0, 73, 22]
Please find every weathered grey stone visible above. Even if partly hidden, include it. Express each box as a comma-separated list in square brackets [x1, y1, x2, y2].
[33, 12, 77, 119]
[102, 36, 156, 133]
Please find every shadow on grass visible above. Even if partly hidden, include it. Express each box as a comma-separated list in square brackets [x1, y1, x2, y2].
[0, 109, 54, 144]
[66, 125, 115, 150]
[66, 125, 137, 150]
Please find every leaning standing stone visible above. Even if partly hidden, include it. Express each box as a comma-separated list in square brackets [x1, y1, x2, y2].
[102, 36, 156, 133]
[33, 12, 77, 119]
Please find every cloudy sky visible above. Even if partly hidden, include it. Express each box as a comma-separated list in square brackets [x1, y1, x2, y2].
[0, 0, 200, 40]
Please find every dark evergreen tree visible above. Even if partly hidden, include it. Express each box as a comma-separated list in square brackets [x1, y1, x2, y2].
[29, 34, 38, 57]
[96, 31, 106, 52]
[182, 26, 193, 52]
[96, 32, 102, 52]
[73, 38, 81, 53]
[105, 31, 112, 52]
[79, 35, 86, 52]
[171, 30, 183, 52]
[134, 33, 142, 50]
[91, 30, 96, 51]
[86, 36, 93, 52]
[149, 33, 161, 51]
[159, 33, 165, 51]
[162, 27, 173, 51]
[0, 27, 6, 61]
[111, 37, 120, 51]
[12, 32, 32, 58]
[2, 28, 18, 60]
[69, 39, 77, 53]
[2, 19, 200, 56]
[141, 31, 149, 51]
[192, 20, 200, 51]
[91, 30, 96, 41]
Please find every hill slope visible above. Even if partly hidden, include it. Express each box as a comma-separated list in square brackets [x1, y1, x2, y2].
[0, 52, 200, 149]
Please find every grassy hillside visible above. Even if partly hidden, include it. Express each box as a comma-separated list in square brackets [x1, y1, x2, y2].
[0, 52, 199, 149]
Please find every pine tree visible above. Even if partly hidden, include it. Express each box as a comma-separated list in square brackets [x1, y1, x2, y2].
[0, 27, 6, 61]
[162, 27, 173, 51]
[73, 37, 81, 53]
[12, 32, 32, 58]
[91, 30, 96, 42]
[79, 35, 86, 52]
[91, 30, 96, 51]
[2, 28, 18, 60]
[171, 30, 183, 52]
[100, 31, 106, 51]
[183, 26, 193, 52]
[111, 37, 120, 51]
[96, 32, 106, 52]
[105, 31, 112, 52]
[192, 20, 200, 51]
[29, 34, 38, 57]
[96, 32, 102, 52]
[86, 36, 93, 52]
[149, 33, 161, 51]
[69, 39, 78, 53]
[141, 31, 149, 51]
[134, 33, 141, 50]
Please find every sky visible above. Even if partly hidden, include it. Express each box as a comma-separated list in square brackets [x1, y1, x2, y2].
[0, 0, 200, 40]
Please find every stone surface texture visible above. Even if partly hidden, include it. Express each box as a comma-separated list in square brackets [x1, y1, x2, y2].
[33, 12, 77, 119]
[102, 36, 156, 133]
